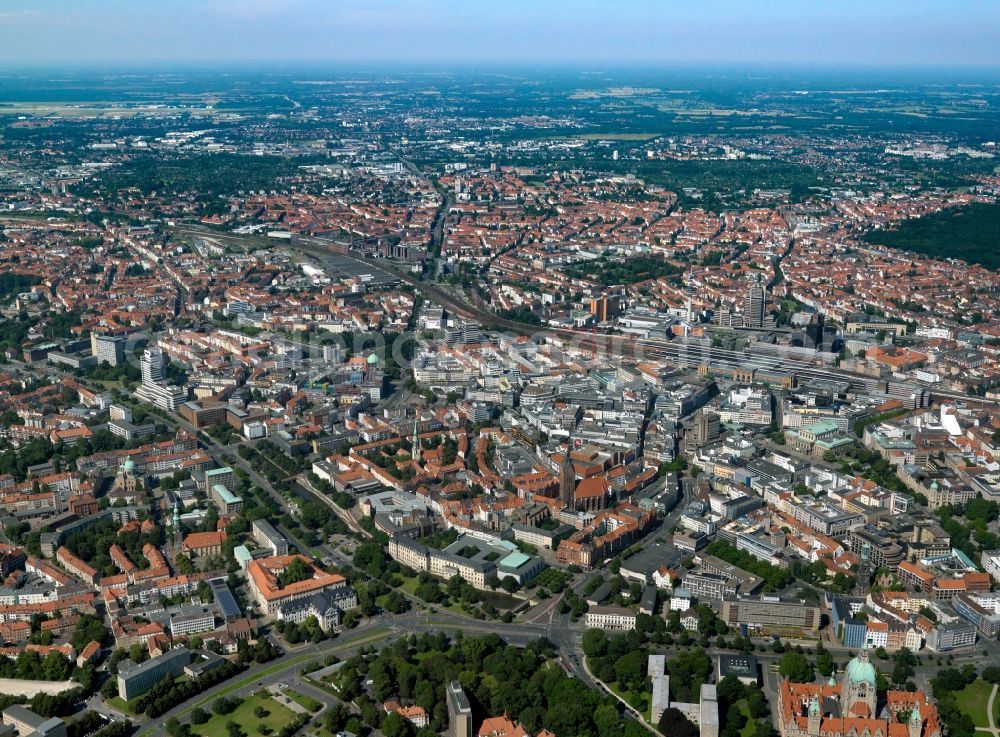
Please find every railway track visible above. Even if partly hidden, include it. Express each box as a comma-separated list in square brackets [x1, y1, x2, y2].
[281, 235, 994, 406]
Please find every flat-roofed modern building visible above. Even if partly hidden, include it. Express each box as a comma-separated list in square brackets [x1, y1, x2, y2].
[720, 595, 821, 633]
[135, 379, 186, 412]
[700, 684, 720, 737]
[510, 521, 574, 550]
[953, 592, 1000, 638]
[210, 579, 242, 622]
[649, 654, 669, 723]
[446, 681, 472, 737]
[166, 604, 215, 637]
[252, 519, 288, 557]
[203, 466, 236, 494]
[717, 653, 759, 685]
[698, 555, 765, 594]
[2, 706, 66, 737]
[847, 526, 906, 571]
[117, 647, 191, 700]
[210, 484, 243, 515]
[927, 619, 977, 652]
[682, 571, 738, 601]
[91, 334, 125, 367]
[619, 542, 683, 585]
[787, 498, 864, 536]
[234, 545, 254, 570]
[982, 550, 1000, 583]
[179, 401, 227, 429]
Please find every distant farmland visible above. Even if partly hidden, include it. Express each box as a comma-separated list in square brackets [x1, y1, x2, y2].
[864, 202, 1000, 270]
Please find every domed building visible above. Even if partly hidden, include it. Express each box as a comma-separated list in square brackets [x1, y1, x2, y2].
[777, 647, 942, 737]
[108, 457, 145, 505]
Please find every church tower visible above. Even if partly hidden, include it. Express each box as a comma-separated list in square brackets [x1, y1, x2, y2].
[908, 705, 923, 737]
[411, 420, 421, 463]
[559, 439, 576, 510]
[854, 541, 872, 595]
[172, 500, 182, 548]
[807, 695, 821, 736]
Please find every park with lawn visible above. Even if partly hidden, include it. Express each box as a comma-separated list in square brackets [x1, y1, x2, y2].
[929, 665, 1000, 737]
[952, 679, 998, 732]
[284, 689, 323, 714]
[191, 692, 296, 737]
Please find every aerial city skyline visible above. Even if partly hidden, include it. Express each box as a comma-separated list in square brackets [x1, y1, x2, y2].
[0, 5, 996, 737]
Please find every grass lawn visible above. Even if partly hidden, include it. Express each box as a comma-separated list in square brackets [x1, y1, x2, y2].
[397, 576, 471, 617]
[953, 680, 994, 729]
[285, 689, 322, 713]
[107, 696, 138, 715]
[192, 692, 295, 737]
[441, 598, 474, 617]
[738, 701, 755, 737]
[136, 626, 392, 737]
[399, 577, 420, 595]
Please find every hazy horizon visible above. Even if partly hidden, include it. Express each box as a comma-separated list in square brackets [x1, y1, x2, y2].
[0, 0, 998, 69]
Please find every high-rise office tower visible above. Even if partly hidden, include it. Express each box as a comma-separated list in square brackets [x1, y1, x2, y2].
[141, 347, 166, 386]
[743, 283, 766, 328]
[91, 334, 125, 367]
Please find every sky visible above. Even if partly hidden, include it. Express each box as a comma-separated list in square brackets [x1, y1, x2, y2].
[0, 0, 997, 69]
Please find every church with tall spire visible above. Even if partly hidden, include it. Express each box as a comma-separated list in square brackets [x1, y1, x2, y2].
[854, 541, 872, 595]
[172, 500, 183, 549]
[411, 419, 421, 463]
[559, 438, 576, 510]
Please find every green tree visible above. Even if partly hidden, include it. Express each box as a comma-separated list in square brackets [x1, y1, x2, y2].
[278, 557, 312, 587]
[779, 651, 814, 683]
[983, 666, 1000, 684]
[384, 590, 408, 614]
[582, 629, 608, 658]
[613, 651, 646, 693]
[381, 713, 412, 737]
[657, 708, 699, 737]
[816, 652, 834, 678]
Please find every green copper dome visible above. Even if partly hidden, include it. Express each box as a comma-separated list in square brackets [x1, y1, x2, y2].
[122, 459, 136, 472]
[845, 653, 877, 686]
[808, 696, 821, 717]
[367, 353, 379, 364]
